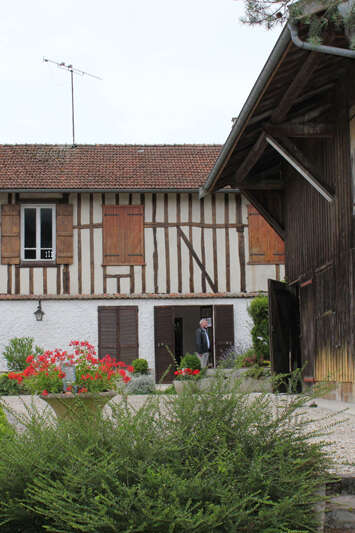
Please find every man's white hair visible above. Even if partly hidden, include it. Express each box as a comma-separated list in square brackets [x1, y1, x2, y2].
[199, 319, 207, 326]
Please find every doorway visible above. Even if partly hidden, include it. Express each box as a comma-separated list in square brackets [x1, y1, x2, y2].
[154, 304, 234, 383]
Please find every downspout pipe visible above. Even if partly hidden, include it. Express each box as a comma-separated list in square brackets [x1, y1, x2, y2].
[288, 20, 355, 58]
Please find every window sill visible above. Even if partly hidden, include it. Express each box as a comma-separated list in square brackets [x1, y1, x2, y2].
[20, 261, 57, 268]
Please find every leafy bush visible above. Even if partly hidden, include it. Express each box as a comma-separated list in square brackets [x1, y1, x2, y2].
[3, 337, 43, 372]
[179, 352, 201, 371]
[126, 374, 155, 394]
[0, 373, 29, 396]
[0, 405, 13, 440]
[217, 342, 249, 369]
[0, 381, 331, 532]
[132, 358, 149, 375]
[248, 295, 270, 361]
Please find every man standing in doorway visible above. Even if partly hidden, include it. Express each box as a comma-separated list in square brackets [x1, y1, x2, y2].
[195, 319, 210, 368]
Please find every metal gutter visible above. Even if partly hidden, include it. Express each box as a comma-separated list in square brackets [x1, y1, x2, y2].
[288, 21, 355, 58]
[199, 25, 292, 198]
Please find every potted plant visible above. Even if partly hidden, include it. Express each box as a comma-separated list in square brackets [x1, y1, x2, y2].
[8, 340, 133, 419]
[173, 367, 202, 394]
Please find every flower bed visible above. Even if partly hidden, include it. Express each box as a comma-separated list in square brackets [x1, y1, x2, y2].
[8, 341, 132, 395]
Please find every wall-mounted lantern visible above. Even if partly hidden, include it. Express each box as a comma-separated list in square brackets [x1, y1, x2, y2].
[34, 300, 45, 321]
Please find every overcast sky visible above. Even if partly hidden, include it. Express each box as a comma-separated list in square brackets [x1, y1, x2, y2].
[1, 0, 280, 145]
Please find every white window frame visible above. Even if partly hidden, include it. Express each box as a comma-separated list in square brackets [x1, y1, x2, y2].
[21, 204, 56, 262]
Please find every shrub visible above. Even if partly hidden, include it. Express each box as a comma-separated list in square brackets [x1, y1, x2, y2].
[0, 381, 331, 532]
[248, 295, 270, 361]
[0, 405, 13, 440]
[218, 342, 250, 368]
[126, 374, 155, 394]
[179, 352, 201, 371]
[132, 358, 149, 375]
[0, 373, 29, 396]
[3, 337, 43, 372]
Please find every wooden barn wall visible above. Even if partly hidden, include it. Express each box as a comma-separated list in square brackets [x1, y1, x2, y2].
[0, 191, 282, 297]
[285, 96, 354, 383]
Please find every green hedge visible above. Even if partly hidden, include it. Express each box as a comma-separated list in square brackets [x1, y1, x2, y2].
[248, 295, 270, 361]
[0, 382, 331, 532]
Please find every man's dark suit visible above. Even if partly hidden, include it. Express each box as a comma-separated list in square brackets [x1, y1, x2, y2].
[195, 327, 210, 368]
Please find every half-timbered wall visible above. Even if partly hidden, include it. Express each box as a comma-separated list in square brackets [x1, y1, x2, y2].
[0, 191, 282, 297]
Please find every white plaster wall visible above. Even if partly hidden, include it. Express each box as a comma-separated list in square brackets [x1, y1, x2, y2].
[0, 297, 254, 372]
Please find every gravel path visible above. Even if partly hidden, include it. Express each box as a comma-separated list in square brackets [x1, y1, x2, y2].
[1, 394, 355, 476]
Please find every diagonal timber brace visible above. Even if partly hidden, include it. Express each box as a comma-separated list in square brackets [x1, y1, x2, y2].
[265, 135, 335, 203]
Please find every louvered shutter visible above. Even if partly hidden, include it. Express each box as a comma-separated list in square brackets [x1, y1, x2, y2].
[118, 307, 139, 364]
[103, 205, 122, 266]
[214, 305, 234, 363]
[103, 205, 144, 265]
[248, 205, 285, 264]
[1, 204, 20, 264]
[154, 306, 175, 383]
[98, 307, 119, 360]
[126, 205, 144, 265]
[56, 204, 73, 264]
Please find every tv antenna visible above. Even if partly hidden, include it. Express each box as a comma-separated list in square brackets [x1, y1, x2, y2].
[43, 57, 102, 146]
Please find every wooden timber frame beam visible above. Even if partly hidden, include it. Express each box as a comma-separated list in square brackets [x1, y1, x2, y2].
[242, 189, 286, 240]
[265, 134, 334, 203]
[232, 51, 321, 185]
[264, 122, 334, 139]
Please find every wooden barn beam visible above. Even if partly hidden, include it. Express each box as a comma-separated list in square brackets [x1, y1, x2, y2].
[265, 122, 334, 138]
[242, 189, 285, 240]
[232, 52, 321, 185]
[265, 135, 335, 203]
[271, 51, 320, 124]
[233, 132, 268, 183]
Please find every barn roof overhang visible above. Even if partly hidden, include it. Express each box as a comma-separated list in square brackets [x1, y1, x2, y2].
[200, 22, 354, 209]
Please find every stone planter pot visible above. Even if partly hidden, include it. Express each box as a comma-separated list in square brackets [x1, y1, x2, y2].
[40, 391, 117, 420]
[173, 380, 201, 394]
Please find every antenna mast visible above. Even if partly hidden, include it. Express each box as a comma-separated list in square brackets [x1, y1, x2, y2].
[43, 57, 102, 146]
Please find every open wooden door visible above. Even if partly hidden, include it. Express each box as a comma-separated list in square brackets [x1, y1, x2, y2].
[154, 306, 175, 383]
[214, 305, 234, 365]
[268, 280, 301, 379]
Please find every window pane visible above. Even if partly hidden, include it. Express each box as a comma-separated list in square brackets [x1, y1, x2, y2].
[40, 208, 52, 250]
[24, 249, 36, 259]
[24, 208, 36, 248]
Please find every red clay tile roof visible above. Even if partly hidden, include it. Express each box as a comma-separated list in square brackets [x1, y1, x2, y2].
[0, 144, 222, 190]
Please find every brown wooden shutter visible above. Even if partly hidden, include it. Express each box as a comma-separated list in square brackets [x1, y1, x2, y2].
[125, 205, 144, 265]
[103, 205, 144, 266]
[248, 205, 285, 264]
[98, 306, 139, 364]
[98, 307, 119, 360]
[154, 306, 175, 383]
[103, 205, 122, 266]
[1, 204, 20, 264]
[56, 204, 73, 264]
[118, 307, 139, 364]
[214, 304, 234, 363]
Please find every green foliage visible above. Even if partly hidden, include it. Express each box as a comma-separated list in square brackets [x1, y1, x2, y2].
[126, 374, 155, 395]
[240, 0, 355, 50]
[248, 295, 270, 362]
[179, 352, 201, 371]
[0, 382, 332, 532]
[0, 406, 14, 440]
[132, 358, 149, 375]
[0, 373, 29, 396]
[3, 337, 43, 372]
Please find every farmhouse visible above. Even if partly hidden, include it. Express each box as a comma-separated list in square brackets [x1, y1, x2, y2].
[201, 21, 355, 399]
[0, 144, 284, 381]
